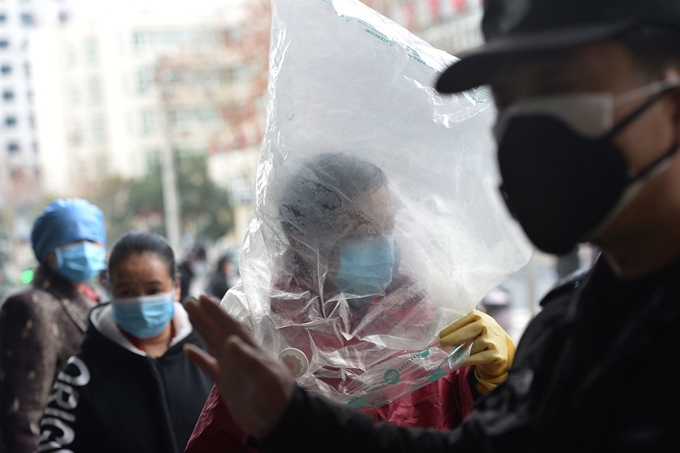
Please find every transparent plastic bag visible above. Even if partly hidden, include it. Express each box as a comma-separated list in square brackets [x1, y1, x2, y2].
[221, 0, 532, 408]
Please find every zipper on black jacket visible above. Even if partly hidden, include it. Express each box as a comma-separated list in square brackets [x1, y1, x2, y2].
[146, 356, 179, 453]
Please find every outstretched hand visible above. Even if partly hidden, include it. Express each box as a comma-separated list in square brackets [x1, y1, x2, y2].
[183, 295, 295, 438]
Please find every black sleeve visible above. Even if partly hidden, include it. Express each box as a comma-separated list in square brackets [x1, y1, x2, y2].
[254, 386, 484, 453]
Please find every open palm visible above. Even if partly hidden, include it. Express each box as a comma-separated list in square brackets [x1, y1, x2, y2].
[184, 295, 295, 439]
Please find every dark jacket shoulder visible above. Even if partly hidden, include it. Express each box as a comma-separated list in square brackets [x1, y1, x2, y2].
[539, 268, 590, 308]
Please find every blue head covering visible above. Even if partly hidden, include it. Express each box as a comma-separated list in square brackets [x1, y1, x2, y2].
[31, 198, 107, 261]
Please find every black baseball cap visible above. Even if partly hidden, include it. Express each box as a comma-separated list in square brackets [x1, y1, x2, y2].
[436, 0, 680, 94]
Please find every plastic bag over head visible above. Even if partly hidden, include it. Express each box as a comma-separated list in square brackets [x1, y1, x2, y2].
[222, 0, 533, 408]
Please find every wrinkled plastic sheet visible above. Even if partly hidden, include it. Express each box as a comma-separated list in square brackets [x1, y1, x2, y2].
[221, 0, 532, 408]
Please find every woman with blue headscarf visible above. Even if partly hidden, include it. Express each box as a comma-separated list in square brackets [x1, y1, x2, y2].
[0, 198, 106, 453]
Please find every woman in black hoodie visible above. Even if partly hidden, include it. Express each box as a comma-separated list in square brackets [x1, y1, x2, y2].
[39, 231, 212, 453]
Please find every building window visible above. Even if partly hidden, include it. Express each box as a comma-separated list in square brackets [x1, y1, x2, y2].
[169, 107, 219, 130]
[2, 90, 13, 101]
[4, 116, 17, 127]
[136, 67, 154, 94]
[92, 116, 107, 144]
[0, 13, 7, 24]
[20, 12, 35, 26]
[145, 151, 161, 173]
[89, 77, 102, 104]
[6, 141, 19, 154]
[70, 85, 81, 105]
[85, 38, 98, 64]
[0, 64, 11, 75]
[0, 39, 9, 50]
[132, 32, 146, 53]
[140, 110, 159, 136]
[132, 30, 219, 54]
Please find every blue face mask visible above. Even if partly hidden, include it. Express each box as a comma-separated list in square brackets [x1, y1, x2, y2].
[55, 242, 106, 283]
[111, 292, 176, 339]
[330, 237, 396, 297]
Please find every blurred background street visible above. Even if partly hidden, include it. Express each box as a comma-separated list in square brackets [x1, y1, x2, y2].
[0, 0, 597, 339]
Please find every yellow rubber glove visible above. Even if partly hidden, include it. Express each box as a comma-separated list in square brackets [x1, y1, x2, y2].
[439, 310, 515, 394]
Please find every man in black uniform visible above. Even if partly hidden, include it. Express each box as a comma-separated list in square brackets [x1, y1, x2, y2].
[184, 1, 680, 451]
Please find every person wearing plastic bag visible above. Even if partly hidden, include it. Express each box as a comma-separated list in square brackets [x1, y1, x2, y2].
[39, 231, 212, 453]
[184, 153, 514, 452]
[184, 0, 680, 451]
[0, 199, 106, 453]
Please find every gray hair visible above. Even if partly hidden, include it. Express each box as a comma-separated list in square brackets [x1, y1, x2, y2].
[277, 153, 387, 251]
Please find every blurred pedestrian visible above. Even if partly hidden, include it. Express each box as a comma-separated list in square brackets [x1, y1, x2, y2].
[0, 199, 106, 452]
[182, 0, 680, 451]
[178, 244, 208, 302]
[38, 231, 212, 453]
[205, 254, 236, 300]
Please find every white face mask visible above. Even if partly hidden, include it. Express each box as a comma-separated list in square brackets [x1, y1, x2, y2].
[494, 76, 680, 141]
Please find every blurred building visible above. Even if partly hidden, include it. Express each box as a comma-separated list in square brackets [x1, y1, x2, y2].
[29, 6, 266, 245]
[26, 0, 483, 253]
[363, 0, 484, 54]
[0, 0, 72, 239]
[155, 47, 265, 248]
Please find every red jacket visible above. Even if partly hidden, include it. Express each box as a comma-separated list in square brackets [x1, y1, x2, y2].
[185, 366, 475, 453]
[185, 267, 476, 452]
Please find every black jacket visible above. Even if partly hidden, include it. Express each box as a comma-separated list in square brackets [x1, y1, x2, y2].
[257, 258, 680, 452]
[38, 303, 212, 453]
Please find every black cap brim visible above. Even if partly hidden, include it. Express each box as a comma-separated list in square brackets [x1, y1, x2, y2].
[436, 19, 639, 94]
